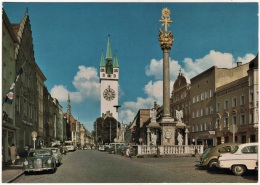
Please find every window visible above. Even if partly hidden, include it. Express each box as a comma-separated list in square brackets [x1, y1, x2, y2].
[197, 95, 200, 102]
[204, 123, 207, 130]
[250, 113, 254, 123]
[201, 109, 203, 117]
[210, 89, 213, 97]
[250, 93, 254, 102]
[201, 93, 204, 101]
[200, 124, 203, 131]
[205, 107, 208, 115]
[224, 117, 229, 127]
[205, 91, 208, 99]
[241, 146, 258, 154]
[218, 146, 233, 153]
[233, 116, 237, 125]
[240, 95, 245, 105]
[209, 122, 213, 130]
[232, 97, 237, 107]
[16, 96, 20, 113]
[197, 110, 199, 118]
[192, 112, 195, 119]
[216, 119, 220, 129]
[241, 114, 245, 125]
[193, 96, 196, 103]
[224, 100, 228, 109]
[210, 106, 214, 114]
[216, 103, 220, 112]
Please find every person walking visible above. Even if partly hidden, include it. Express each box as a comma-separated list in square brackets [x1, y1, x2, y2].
[9, 144, 17, 165]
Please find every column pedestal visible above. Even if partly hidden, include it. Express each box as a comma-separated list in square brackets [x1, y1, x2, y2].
[160, 118, 177, 145]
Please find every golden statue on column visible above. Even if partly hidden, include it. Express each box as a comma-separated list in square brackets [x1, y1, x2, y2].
[159, 8, 174, 50]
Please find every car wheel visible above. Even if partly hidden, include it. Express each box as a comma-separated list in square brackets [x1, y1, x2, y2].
[232, 165, 246, 176]
[208, 159, 218, 169]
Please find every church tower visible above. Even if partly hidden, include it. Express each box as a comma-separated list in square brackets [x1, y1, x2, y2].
[100, 35, 119, 121]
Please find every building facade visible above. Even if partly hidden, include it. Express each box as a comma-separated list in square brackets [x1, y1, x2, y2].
[215, 56, 258, 144]
[12, 10, 39, 149]
[2, 10, 19, 162]
[170, 70, 191, 143]
[35, 63, 46, 147]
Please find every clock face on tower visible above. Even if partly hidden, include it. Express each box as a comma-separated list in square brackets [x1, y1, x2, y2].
[103, 86, 115, 101]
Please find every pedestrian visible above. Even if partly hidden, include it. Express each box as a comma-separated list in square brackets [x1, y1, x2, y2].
[9, 144, 17, 165]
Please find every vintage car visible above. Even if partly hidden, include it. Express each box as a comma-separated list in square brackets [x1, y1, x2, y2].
[107, 143, 126, 154]
[23, 149, 57, 174]
[46, 147, 62, 166]
[198, 143, 241, 168]
[217, 142, 258, 176]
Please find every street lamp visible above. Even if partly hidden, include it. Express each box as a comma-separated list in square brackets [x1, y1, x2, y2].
[113, 105, 121, 142]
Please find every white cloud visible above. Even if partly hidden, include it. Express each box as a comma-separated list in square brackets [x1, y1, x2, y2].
[50, 85, 69, 102]
[236, 53, 255, 64]
[50, 65, 100, 103]
[145, 58, 181, 81]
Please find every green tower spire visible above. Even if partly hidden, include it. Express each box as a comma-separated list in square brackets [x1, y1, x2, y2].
[106, 35, 112, 60]
[100, 51, 105, 67]
[113, 52, 119, 68]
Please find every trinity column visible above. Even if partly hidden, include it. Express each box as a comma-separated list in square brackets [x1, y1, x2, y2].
[158, 8, 176, 145]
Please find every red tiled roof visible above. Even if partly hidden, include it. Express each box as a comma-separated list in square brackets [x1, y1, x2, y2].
[63, 113, 76, 124]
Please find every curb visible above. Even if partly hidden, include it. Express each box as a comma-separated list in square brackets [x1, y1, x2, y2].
[4, 171, 24, 183]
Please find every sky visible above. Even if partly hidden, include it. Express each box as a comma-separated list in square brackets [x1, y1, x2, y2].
[3, 1, 259, 132]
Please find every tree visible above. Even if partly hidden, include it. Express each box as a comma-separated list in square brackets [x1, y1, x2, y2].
[93, 117, 119, 144]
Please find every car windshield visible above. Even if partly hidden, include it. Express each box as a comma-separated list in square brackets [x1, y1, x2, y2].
[28, 150, 51, 157]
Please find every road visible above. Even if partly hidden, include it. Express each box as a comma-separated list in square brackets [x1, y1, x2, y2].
[13, 149, 258, 183]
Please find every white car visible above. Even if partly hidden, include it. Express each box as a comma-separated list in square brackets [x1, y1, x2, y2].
[217, 142, 258, 176]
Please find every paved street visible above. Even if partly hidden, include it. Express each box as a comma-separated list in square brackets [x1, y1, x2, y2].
[13, 149, 258, 183]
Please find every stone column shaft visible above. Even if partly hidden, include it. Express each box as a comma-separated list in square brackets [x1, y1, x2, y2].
[163, 49, 170, 117]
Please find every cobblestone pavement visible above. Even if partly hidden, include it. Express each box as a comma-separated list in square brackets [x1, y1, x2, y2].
[1, 165, 24, 183]
[12, 150, 258, 183]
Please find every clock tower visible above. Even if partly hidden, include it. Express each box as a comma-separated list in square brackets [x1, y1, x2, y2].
[100, 36, 119, 120]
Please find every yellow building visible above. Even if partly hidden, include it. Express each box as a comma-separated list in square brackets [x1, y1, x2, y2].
[215, 55, 258, 144]
[189, 56, 258, 146]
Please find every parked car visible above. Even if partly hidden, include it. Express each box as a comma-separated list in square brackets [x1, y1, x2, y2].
[199, 146, 214, 163]
[116, 144, 128, 155]
[23, 149, 57, 175]
[46, 147, 62, 166]
[217, 142, 258, 176]
[98, 145, 106, 151]
[107, 143, 126, 154]
[198, 143, 241, 168]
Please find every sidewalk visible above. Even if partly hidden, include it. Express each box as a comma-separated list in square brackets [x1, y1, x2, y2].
[2, 161, 24, 183]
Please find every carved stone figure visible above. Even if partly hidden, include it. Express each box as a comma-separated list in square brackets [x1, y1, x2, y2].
[177, 132, 183, 146]
[151, 131, 157, 145]
[150, 108, 157, 123]
[175, 110, 183, 122]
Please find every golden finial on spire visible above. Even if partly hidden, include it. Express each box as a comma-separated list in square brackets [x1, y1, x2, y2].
[160, 7, 173, 32]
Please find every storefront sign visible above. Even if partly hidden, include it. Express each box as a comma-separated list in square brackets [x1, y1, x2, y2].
[208, 131, 215, 135]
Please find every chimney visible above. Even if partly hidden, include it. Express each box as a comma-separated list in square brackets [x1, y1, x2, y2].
[237, 61, 242, 67]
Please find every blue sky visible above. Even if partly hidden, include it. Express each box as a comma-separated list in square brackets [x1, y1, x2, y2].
[3, 1, 258, 132]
